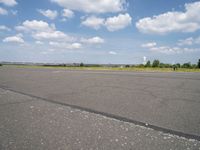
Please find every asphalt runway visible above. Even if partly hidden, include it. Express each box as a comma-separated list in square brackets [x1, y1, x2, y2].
[0, 66, 200, 149]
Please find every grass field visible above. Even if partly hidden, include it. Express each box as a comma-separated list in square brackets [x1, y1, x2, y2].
[3, 65, 200, 72]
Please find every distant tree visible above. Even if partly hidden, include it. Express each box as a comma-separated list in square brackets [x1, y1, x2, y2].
[198, 59, 200, 68]
[80, 62, 84, 67]
[145, 60, 151, 67]
[176, 63, 181, 68]
[125, 65, 130, 68]
[166, 64, 173, 68]
[138, 64, 144, 68]
[191, 64, 197, 69]
[152, 60, 160, 67]
[0, 64, 2, 67]
[172, 64, 178, 71]
[159, 63, 165, 68]
[182, 62, 191, 68]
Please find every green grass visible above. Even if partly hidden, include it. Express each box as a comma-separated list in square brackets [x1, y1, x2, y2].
[3, 65, 200, 72]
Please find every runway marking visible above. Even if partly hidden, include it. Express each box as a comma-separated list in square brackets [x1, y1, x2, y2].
[0, 85, 200, 141]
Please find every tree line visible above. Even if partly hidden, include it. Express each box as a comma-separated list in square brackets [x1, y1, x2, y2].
[143, 59, 200, 69]
[1, 59, 200, 69]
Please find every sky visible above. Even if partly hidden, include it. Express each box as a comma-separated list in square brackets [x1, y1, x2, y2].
[0, 0, 200, 64]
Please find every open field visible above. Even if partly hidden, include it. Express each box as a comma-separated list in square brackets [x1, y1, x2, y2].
[3, 64, 200, 72]
[0, 66, 200, 149]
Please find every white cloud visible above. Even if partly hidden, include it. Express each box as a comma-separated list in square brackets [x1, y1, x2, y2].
[33, 30, 74, 41]
[49, 41, 60, 46]
[35, 41, 44, 45]
[0, 7, 8, 15]
[177, 37, 200, 46]
[15, 20, 53, 32]
[62, 9, 74, 19]
[38, 9, 58, 20]
[15, 20, 75, 42]
[51, 0, 126, 13]
[3, 34, 24, 43]
[49, 41, 82, 49]
[82, 13, 132, 31]
[177, 37, 194, 46]
[81, 36, 105, 44]
[109, 51, 117, 55]
[150, 46, 198, 54]
[70, 43, 82, 49]
[105, 13, 132, 31]
[0, 25, 10, 31]
[0, 0, 17, 7]
[141, 42, 157, 48]
[136, 1, 200, 34]
[81, 16, 105, 30]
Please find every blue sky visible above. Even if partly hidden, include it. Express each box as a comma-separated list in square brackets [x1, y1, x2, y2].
[0, 0, 200, 64]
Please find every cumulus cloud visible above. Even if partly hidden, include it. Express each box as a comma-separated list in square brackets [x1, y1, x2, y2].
[33, 30, 73, 41]
[62, 9, 74, 19]
[104, 13, 132, 31]
[81, 36, 105, 44]
[0, 25, 10, 31]
[136, 1, 200, 34]
[0, 0, 17, 7]
[141, 42, 157, 48]
[49, 41, 82, 49]
[51, 0, 126, 13]
[35, 41, 44, 45]
[141, 40, 199, 54]
[150, 46, 198, 54]
[177, 37, 200, 46]
[109, 51, 117, 55]
[15, 20, 53, 32]
[15, 20, 74, 42]
[0, 7, 8, 15]
[14, 20, 106, 49]
[3, 34, 24, 43]
[81, 16, 105, 30]
[82, 13, 132, 31]
[38, 9, 58, 20]
[70, 43, 82, 49]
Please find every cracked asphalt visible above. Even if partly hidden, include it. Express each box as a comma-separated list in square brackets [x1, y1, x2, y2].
[0, 66, 200, 149]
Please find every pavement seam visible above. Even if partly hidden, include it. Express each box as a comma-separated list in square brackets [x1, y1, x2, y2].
[0, 85, 200, 141]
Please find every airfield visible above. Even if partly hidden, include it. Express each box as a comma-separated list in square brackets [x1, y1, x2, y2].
[0, 66, 200, 149]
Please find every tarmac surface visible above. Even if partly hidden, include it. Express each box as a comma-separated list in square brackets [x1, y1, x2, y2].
[0, 66, 200, 149]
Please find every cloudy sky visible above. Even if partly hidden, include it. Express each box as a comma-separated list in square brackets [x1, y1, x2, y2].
[0, 0, 200, 64]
